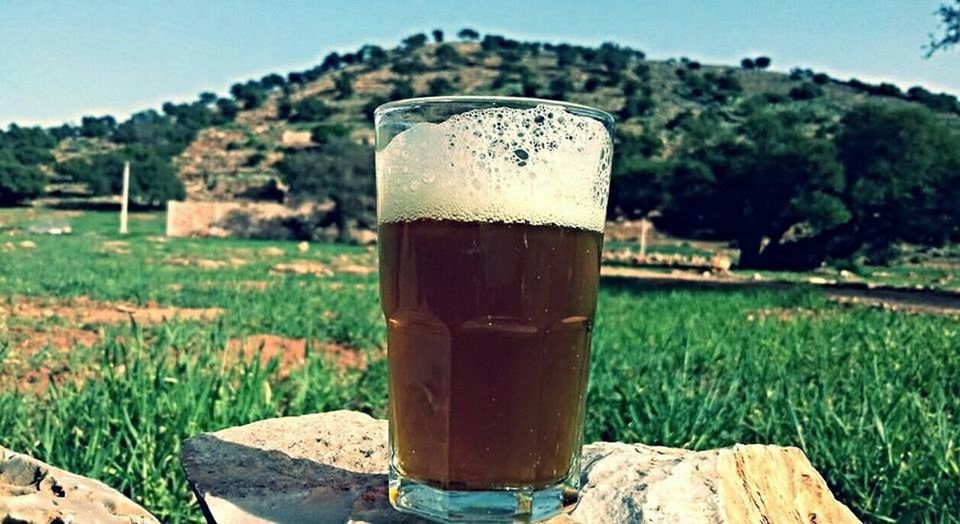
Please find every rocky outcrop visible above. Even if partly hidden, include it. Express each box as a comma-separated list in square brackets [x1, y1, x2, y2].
[0, 445, 159, 523]
[180, 410, 860, 524]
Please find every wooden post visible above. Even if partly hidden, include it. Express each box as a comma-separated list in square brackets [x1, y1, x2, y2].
[120, 161, 130, 235]
[639, 218, 649, 257]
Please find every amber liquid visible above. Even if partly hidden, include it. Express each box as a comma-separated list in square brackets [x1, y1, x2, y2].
[379, 219, 602, 490]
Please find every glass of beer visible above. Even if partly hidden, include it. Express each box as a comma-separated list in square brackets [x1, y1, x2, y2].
[375, 96, 614, 522]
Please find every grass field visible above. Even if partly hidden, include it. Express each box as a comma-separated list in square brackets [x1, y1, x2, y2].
[0, 208, 958, 523]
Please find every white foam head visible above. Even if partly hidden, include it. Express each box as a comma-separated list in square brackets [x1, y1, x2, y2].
[376, 104, 612, 232]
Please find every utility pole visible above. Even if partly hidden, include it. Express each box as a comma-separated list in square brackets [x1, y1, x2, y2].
[120, 161, 130, 234]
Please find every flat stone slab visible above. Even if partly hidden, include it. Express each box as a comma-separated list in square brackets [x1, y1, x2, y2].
[181, 410, 860, 523]
[1, 445, 159, 524]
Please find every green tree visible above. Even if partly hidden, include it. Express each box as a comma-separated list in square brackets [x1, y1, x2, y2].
[457, 28, 480, 41]
[434, 44, 462, 66]
[427, 77, 455, 96]
[608, 131, 666, 219]
[658, 108, 848, 269]
[390, 79, 416, 101]
[291, 98, 333, 122]
[834, 104, 960, 261]
[548, 77, 573, 99]
[58, 149, 185, 205]
[334, 73, 354, 99]
[230, 81, 266, 109]
[80, 116, 117, 138]
[0, 152, 45, 205]
[789, 82, 822, 100]
[276, 138, 375, 242]
[740, 57, 755, 69]
[754, 56, 772, 69]
[432, 29, 444, 43]
[926, 1, 960, 56]
[403, 33, 428, 50]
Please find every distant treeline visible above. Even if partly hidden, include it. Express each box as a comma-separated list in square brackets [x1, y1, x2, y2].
[2, 30, 960, 270]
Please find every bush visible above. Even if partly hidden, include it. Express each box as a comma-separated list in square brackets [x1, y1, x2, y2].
[310, 123, 351, 145]
[230, 81, 266, 110]
[0, 155, 45, 205]
[548, 77, 573, 99]
[584, 77, 602, 93]
[389, 80, 416, 101]
[334, 73, 354, 99]
[620, 96, 654, 118]
[812, 73, 830, 85]
[362, 97, 389, 123]
[427, 77, 455, 96]
[402, 33, 428, 50]
[291, 98, 332, 122]
[457, 28, 480, 40]
[434, 44, 462, 66]
[391, 58, 428, 76]
[789, 82, 822, 100]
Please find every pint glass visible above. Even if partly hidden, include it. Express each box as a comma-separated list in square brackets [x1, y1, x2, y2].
[375, 97, 614, 522]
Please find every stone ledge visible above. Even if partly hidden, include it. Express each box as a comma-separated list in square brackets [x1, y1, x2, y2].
[180, 410, 860, 523]
[0, 445, 159, 524]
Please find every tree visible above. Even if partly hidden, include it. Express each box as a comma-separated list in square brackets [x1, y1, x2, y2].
[926, 1, 960, 56]
[427, 77, 455, 96]
[403, 33, 428, 50]
[548, 77, 573, 99]
[391, 57, 427, 75]
[291, 98, 332, 122]
[334, 73, 354, 99]
[789, 82, 822, 100]
[434, 44, 462, 66]
[363, 96, 389, 123]
[658, 108, 848, 269]
[80, 116, 117, 138]
[583, 77, 602, 93]
[57, 148, 185, 205]
[0, 152, 45, 205]
[556, 44, 578, 67]
[215, 98, 239, 123]
[198, 92, 218, 105]
[389, 79, 416, 101]
[321, 52, 342, 71]
[260, 73, 286, 90]
[230, 81, 266, 109]
[457, 28, 480, 41]
[620, 96, 654, 118]
[754, 56, 772, 69]
[358, 45, 388, 66]
[608, 131, 666, 219]
[276, 138, 376, 242]
[833, 104, 960, 261]
[432, 29, 444, 43]
[740, 57, 755, 69]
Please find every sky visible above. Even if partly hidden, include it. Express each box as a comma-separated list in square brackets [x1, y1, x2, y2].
[1, 0, 958, 127]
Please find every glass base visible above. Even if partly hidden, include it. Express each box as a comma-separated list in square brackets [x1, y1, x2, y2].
[388, 466, 580, 523]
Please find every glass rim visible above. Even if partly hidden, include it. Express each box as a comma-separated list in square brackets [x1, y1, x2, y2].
[374, 95, 615, 128]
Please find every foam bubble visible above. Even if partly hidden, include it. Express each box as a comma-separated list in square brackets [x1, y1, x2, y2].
[376, 104, 612, 232]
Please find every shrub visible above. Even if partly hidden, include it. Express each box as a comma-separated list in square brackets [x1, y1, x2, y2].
[789, 82, 822, 100]
[0, 154, 45, 205]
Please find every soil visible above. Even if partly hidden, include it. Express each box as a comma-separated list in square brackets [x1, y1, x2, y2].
[2, 295, 223, 326]
[224, 334, 368, 376]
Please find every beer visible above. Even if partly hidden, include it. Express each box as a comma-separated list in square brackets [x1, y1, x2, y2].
[380, 219, 601, 489]
[376, 97, 613, 521]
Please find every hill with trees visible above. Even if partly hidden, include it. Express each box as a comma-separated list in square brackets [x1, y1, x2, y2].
[3, 30, 960, 269]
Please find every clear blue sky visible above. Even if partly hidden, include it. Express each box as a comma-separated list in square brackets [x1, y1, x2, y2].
[2, 0, 957, 127]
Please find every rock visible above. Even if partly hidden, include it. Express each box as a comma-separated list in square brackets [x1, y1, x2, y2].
[297, 241, 310, 253]
[335, 264, 376, 276]
[1, 445, 159, 523]
[710, 255, 732, 272]
[350, 229, 378, 246]
[18, 240, 36, 249]
[807, 276, 835, 285]
[260, 246, 285, 257]
[180, 411, 860, 524]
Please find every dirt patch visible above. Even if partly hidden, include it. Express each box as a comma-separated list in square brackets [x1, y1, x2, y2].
[3, 296, 223, 326]
[270, 261, 333, 277]
[1, 326, 102, 395]
[166, 256, 246, 269]
[746, 308, 819, 322]
[99, 240, 130, 255]
[225, 334, 367, 376]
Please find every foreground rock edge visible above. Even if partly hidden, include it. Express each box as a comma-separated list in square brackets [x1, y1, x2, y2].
[0, 445, 159, 524]
[180, 410, 861, 523]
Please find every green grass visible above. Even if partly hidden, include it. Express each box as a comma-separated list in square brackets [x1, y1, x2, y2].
[0, 209, 957, 522]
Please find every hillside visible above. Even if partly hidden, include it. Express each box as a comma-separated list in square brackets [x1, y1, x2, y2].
[147, 36, 958, 201]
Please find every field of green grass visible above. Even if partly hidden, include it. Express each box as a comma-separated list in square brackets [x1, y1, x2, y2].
[0, 208, 957, 523]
